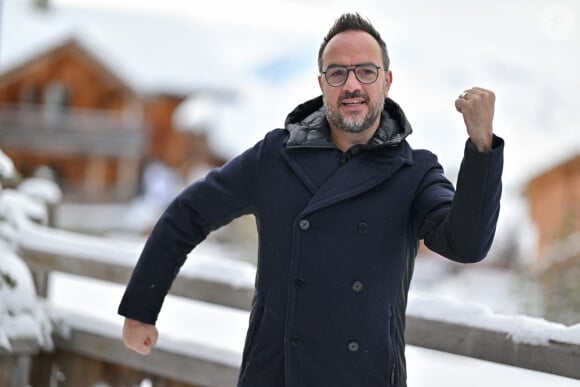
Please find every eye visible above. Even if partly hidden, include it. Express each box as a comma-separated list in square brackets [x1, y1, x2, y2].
[327, 67, 347, 78]
[358, 66, 377, 76]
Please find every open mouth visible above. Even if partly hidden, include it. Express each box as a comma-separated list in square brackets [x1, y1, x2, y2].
[341, 99, 367, 108]
[339, 92, 369, 109]
[342, 100, 365, 105]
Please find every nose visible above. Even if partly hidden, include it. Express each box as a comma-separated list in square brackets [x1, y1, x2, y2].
[343, 69, 362, 91]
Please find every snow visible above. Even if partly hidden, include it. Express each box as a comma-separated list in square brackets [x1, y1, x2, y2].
[0, 1, 242, 96]
[0, 188, 48, 227]
[11, 206, 257, 289]
[408, 293, 580, 346]
[0, 149, 17, 182]
[47, 272, 248, 367]
[17, 177, 62, 205]
[539, 232, 580, 270]
[1, 157, 578, 384]
[0, 194, 53, 352]
[172, 94, 226, 135]
[1, 0, 580, 384]
[46, 272, 580, 386]
[405, 346, 580, 387]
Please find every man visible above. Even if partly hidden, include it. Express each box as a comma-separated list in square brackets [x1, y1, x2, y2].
[119, 13, 503, 387]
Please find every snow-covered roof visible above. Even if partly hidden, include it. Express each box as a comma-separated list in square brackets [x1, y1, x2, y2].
[0, 0, 241, 96]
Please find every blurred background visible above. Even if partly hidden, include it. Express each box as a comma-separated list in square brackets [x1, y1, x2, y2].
[0, 0, 578, 386]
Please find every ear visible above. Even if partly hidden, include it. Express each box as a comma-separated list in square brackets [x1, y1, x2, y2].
[385, 70, 393, 92]
[318, 74, 323, 91]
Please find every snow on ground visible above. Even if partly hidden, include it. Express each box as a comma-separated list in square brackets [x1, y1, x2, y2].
[405, 345, 580, 387]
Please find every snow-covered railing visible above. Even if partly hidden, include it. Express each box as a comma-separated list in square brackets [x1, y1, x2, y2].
[1, 155, 55, 387]
[406, 295, 580, 380]
[1, 173, 252, 385]
[48, 309, 241, 386]
[7, 195, 580, 383]
[18, 227, 255, 311]
[18, 226, 580, 381]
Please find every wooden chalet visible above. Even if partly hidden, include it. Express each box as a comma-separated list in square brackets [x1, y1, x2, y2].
[525, 153, 580, 262]
[0, 38, 224, 202]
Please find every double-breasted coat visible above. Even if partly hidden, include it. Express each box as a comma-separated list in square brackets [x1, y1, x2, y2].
[119, 96, 504, 387]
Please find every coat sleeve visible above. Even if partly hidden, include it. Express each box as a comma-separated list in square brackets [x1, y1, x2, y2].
[413, 135, 504, 263]
[117, 135, 267, 324]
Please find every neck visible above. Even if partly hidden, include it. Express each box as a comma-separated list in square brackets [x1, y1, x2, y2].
[329, 125, 378, 152]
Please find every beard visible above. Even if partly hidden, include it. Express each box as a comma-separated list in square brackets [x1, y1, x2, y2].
[324, 91, 384, 134]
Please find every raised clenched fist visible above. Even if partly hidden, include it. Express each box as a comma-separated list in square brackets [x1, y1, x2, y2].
[455, 87, 495, 152]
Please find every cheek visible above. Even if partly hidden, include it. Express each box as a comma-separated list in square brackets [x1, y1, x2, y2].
[323, 88, 340, 104]
[370, 84, 388, 101]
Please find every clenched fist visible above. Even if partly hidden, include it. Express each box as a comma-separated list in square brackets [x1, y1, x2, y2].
[455, 87, 495, 152]
[123, 318, 159, 355]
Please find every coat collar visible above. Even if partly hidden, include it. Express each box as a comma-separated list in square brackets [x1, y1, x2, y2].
[284, 95, 413, 150]
[280, 96, 415, 214]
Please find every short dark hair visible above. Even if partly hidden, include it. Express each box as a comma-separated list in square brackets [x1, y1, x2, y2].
[318, 13, 390, 73]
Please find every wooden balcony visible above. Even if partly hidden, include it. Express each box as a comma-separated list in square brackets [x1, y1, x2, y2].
[0, 104, 148, 157]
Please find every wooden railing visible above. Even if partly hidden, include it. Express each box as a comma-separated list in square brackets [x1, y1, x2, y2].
[0, 338, 39, 387]
[12, 220, 580, 385]
[0, 104, 148, 157]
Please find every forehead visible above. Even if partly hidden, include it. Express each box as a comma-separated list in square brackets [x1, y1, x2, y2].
[322, 30, 382, 67]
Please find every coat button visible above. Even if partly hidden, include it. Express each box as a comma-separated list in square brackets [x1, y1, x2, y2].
[291, 336, 302, 347]
[299, 219, 310, 230]
[347, 341, 359, 352]
[352, 280, 363, 292]
[295, 277, 305, 287]
[358, 222, 368, 234]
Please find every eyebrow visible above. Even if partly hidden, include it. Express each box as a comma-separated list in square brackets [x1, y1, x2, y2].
[324, 62, 378, 70]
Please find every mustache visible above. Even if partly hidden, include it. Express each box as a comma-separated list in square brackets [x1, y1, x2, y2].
[338, 91, 369, 104]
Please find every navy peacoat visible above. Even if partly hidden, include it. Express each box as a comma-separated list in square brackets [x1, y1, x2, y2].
[119, 96, 504, 387]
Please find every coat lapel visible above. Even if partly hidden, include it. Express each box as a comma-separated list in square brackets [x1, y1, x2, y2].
[279, 147, 337, 194]
[280, 144, 413, 215]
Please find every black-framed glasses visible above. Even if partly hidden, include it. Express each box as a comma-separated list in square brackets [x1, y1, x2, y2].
[321, 64, 382, 87]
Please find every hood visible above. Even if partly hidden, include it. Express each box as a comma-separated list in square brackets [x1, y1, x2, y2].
[284, 95, 413, 149]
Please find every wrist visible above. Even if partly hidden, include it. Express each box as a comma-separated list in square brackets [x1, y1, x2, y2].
[470, 131, 493, 152]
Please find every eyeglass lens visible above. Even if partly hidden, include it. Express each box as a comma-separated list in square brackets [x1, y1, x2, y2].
[325, 64, 379, 86]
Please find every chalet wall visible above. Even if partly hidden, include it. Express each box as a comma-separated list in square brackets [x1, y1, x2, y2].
[144, 96, 223, 173]
[0, 42, 138, 111]
[527, 155, 580, 257]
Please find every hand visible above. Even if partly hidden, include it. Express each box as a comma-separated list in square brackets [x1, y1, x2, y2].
[122, 318, 159, 355]
[455, 87, 495, 152]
